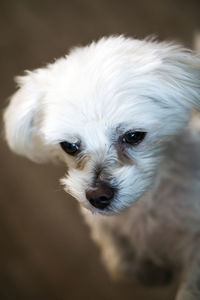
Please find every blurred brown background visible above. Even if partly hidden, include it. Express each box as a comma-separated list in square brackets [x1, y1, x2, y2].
[0, 1, 200, 299]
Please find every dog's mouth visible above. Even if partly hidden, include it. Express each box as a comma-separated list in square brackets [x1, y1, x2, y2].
[86, 201, 120, 216]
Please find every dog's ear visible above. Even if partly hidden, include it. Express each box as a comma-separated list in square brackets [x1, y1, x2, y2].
[3, 71, 49, 162]
[160, 45, 200, 112]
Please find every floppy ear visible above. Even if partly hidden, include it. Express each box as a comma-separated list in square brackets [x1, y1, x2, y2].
[3, 72, 49, 162]
[159, 45, 200, 112]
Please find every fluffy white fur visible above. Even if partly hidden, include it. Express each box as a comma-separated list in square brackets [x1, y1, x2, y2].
[3, 36, 200, 299]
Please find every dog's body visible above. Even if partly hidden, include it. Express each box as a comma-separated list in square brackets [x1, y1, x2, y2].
[3, 36, 200, 299]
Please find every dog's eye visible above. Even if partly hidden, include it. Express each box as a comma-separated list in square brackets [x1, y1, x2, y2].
[60, 141, 80, 155]
[122, 131, 146, 146]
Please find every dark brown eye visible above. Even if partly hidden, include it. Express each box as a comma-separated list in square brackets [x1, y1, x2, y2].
[122, 131, 146, 146]
[60, 141, 80, 155]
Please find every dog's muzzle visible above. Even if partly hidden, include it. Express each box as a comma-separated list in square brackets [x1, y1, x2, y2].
[86, 183, 115, 210]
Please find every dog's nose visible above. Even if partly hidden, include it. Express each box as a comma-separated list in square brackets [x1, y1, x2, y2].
[86, 184, 114, 210]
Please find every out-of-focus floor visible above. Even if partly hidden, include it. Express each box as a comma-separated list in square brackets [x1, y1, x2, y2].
[0, 1, 200, 299]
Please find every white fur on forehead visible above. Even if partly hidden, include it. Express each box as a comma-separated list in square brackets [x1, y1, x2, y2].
[40, 36, 200, 144]
[30, 35, 200, 100]
[26, 35, 200, 120]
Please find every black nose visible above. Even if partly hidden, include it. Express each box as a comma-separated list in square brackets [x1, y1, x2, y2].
[86, 184, 114, 210]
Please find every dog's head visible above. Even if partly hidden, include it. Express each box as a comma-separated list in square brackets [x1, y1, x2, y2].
[4, 36, 200, 214]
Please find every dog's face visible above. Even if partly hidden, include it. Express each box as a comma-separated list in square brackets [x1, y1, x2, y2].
[4, 36, 200, 214]
[49, 88, 165, 214]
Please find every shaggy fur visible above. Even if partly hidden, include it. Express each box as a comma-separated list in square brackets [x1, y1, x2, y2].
[3, 36, 200, 299]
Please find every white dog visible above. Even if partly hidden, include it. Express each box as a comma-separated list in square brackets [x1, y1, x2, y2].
[3, 36, 200, 300]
